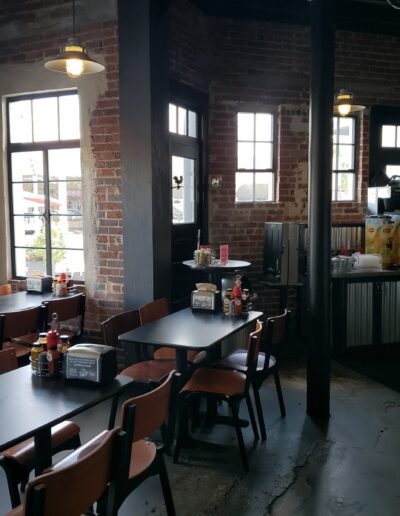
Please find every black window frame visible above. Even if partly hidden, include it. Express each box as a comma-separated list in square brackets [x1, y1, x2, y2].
[332, 115, 358, 202]
[6, 89, 83, 280]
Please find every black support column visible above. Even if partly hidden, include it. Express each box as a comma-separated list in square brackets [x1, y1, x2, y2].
[307, 0, 334, 418]
[118, 0, 171, 308]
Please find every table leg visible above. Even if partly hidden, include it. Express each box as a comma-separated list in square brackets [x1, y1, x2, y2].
[34, 427, 52, 475]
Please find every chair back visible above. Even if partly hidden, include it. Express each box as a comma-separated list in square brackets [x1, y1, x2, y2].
[245, 320, 263, 383]
[23, 427, 126, 516]
[0, 284, 12, 296]
[139, 298, 169, 325]
[0, 348, 18, 374]
[43, 293, 86, 336]
[101, 310, 141, 348]
[262, 309, 290, 371]
[121, 370, 176, 442]
[0, 305, 45, 345]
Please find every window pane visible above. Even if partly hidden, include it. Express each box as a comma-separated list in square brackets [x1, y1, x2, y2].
[49, 181, 82, 215]
[337, 145, 354, 170]
[59, 94, 80, 140]
[338, 117, 354, 144]
[51, 215, 83, 249]
[255, 113, 272, 141]
[33, 97, 58, 141]
[386, 165, 400, 178]
[255, 142, 272, 169]
[11, 151, 43, 182]
[382, 125, 396, 147]
[188, 110, 197, 138]
[237, 142, 254, 169]
[9, 100, 32, 143]
[178, 107, 187, 135]
[12, 183, 45, 216]
[235, 172, 253, 202]
[332, 144, 338, 170]
[332, 118, 339, 144]
[169, 104, 177, 133]
[336, 173, 355, 201]
[13, 215, 45, 247]
[255, 172, 273, 201]
[48, 148, 81, 181]
[15, 247, 47, 277]
[53, 249, 84, 281]
[332, 174, 337, 200]
[172, 156, 195, 224]
[238, 113, 254, 141]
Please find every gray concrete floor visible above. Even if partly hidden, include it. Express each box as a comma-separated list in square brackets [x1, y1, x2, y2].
[1, 361, 399, 515]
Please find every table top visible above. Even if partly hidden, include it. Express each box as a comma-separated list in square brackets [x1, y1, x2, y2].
[0, 291, 78, 313]
[182, 259, 251, 271]
[0, 367, 132, 452]
[119, 308, 263, 351]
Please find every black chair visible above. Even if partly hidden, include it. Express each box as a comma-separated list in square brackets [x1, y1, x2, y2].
[173, 321, 263, 471]
[214, 310, 289, 440]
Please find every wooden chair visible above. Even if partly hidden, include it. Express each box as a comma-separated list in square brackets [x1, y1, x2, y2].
[0, 305, 46, 364]
[173, 321, 263, 471]
[214, 310, 289, 440]
[101, 309, 175, 389]
[114, 370, 178, 516]
[0, 348, 81, 509]
[43, 293, 86, 341]
[0, 284, 12, 296]
[5, 426, 128, 516]
[139, 298, 206, 365]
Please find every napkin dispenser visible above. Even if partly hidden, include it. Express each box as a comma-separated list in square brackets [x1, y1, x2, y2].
[26, 275, 53, 294]
[191, 283, 220, 312]
[63, 344, 117, 384]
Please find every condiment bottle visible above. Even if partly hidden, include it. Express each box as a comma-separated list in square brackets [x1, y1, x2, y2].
[46, 328, 60, 377]
[233, 275, 242, 316]
[241, 289, 250, 314]
[30, 340, 43, 375]
[51, 312, 61, 334]
[223, 289, 232, 315]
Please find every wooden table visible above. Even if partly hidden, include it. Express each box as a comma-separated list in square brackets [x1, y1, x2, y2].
[0, 291, 71, 313]
[0, 367, 132, 474]
[119, 307, 263, 373]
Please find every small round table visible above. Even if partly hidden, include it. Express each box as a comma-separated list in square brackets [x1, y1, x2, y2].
[182, 259, 251, 291]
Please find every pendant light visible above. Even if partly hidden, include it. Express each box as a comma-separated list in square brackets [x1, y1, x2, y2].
[334, 90, 365, 117]
[45, 0, 105, 78]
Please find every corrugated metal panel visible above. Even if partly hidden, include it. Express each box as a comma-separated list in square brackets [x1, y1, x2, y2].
[381, 281, 400, 343]
[346, 282, 373, 347]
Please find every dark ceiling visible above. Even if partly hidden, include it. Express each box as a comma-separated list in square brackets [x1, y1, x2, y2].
[189, 0, 400, 36]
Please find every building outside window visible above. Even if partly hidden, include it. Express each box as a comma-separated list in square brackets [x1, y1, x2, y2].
[7, 90, 84, 280]
[235, 112, 275, 202]
[332, 116, 356, 201]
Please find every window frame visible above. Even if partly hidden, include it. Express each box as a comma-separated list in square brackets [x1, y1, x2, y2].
[235, 110, 277, 203]
[6, 90, 83, 280]
[332, 115, 358, 202]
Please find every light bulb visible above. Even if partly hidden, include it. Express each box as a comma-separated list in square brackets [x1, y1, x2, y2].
[66, 58, 84, 78]
[338, 103, 351, 116]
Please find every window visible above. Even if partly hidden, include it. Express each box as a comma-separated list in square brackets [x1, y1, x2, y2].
[169, 102, 199, 225]
[332, 116, 356, 201]
[7, 91, 84, 280]
[236, 112, 274, 202]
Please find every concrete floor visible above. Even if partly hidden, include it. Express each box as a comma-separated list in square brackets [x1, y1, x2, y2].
[1, 361, 399, 515]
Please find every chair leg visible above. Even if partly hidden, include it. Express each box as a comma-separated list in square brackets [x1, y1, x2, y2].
[274, 371, 286, 418]
[229, 401, 249, 471]
[253, 385, 267, 441]
[173, 396, 187, 464]
[157, 453, 176, 516]
[245, 391, 259, 440]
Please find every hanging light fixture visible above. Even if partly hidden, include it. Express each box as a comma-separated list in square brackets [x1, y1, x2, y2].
[334, 90, 366, 117]
[45, 0, 105, 78]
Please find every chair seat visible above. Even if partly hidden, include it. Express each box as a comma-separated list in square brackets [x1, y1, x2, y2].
[215, 350, 276, 373]
[2, 341, 32, 359]
[12, 333, 38, 347]
[121, 359, 175, 384]
[154, 347, 207, 365]
[129, 440, 157, 479]
[3, 421, 80, 467]
[181, 368, 246, 397]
